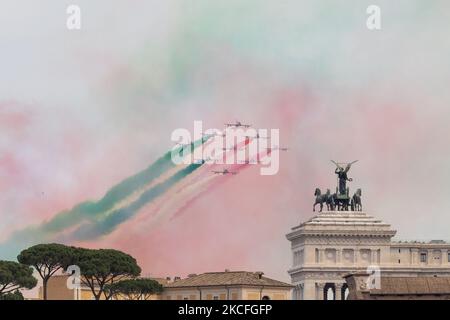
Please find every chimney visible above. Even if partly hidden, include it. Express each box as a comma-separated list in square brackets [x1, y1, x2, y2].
[166, 277, 171, 282]
[256, 272, 264, 279]
[225, 269, 230, 272]
[174, 276, 181, 282]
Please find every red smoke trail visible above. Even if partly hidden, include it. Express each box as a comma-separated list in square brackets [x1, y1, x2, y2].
[92, 135, 256, 243]
[169, 148, 272, 221]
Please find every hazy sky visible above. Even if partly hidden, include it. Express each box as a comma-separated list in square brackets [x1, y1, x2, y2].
[1, 0, 450, 286]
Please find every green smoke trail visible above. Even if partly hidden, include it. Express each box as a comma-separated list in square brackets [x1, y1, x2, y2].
[41, 136, 209, 234]
[40, 151, 175, 234]
[0, 136, 210, 259]
[65, 163, 203, 241]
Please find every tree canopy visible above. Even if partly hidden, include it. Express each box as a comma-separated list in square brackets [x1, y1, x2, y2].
[17, 243, 75, 300]
[0, 290, 25, 300]
[106, 278, 163, 300]
[72, 247, 141, 300]
[0, 260, 37, 296]
[14, 243, 142, 300]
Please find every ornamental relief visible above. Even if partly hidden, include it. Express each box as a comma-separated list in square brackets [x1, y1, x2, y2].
[303, 237, 390, 245]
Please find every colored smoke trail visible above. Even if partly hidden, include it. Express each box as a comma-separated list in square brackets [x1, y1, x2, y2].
[67, 133, 255, 241]
[141, 171, 218, 230]
[0, 130, 260, 259]
[167, 148, 275, 221]
[97, 137, 258, 240]
[103, 162, 218, 240]
[63, 163, 204, 241]
[0, 136, 210, 258]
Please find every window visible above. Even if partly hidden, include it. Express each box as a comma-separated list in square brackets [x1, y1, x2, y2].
[398, 259, 401, 264]
[293, 250, 304, 266]
[183, 297, 189, 300]
[213, 295, 219, 300]
[448, 252, 450, 263]
[343, 287, 349, 300]
[420, 252, 427, 263]
[326, 287, 334, 300]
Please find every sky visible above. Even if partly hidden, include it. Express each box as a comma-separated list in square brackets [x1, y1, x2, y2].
[1, 0, 450, 290]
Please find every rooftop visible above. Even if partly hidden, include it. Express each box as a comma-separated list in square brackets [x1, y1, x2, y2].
[287, 211, 396, 239]
[164, 271, 293, 288]
[294, 211, 389, 228]
[371, 277, 450, 295]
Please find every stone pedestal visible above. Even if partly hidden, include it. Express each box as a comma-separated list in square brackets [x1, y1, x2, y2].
[286, 211, 396, 300]
[287, 211, 450, 300]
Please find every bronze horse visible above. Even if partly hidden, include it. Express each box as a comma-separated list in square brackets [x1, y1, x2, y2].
[313, 188, 333, 212]
[351, 188, 362, 211]
[330, 188, 351, 211]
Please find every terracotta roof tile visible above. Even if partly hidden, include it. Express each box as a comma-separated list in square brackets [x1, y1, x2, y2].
[164, 271, 293, 288]
[371, 277, 450, 295]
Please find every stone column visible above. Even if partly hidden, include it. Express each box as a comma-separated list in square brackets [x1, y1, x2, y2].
[442, 250, 447, 265]
[336, 249, 341, 264]
[319, 249, 324, 264]
[411, 248, 419, 265]
[335, 283, 343, 300]
[303, 280, 317, 300]
[371, 250, 376, 264]
[316, 283, 325, 300]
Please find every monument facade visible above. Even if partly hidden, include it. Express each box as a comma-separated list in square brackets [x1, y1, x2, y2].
[287, 162, 450, 300]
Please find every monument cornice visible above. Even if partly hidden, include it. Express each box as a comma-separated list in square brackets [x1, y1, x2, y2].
[288, 265, 450, 276]
[286, 229, 396, 240]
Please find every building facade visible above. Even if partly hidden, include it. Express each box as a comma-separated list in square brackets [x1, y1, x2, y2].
[345, 272, 450, 300]
[286, 211, 450, 300]
[38, 271, 292, 300]
[163, 271, 293, 300]
[38, 275, 168, 300]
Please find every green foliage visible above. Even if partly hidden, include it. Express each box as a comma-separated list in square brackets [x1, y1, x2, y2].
[72, 247, 141, 300]
[0, 290, 25, 300]
[17, 243, 75, 271]
[17, 243, 75, 300]
[106, 278, 163, 300]
[0, 260, 37, 295]
[14, 243, 142, 300]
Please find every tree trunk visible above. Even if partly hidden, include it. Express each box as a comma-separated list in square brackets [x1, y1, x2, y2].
[43, 278, 49, 300]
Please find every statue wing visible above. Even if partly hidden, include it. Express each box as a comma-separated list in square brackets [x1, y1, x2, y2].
[331, 160, 343, 170]
[344, 160, 358, 172]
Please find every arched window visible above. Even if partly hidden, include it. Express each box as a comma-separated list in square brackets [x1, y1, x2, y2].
[341, 283, 349, 300]
[326, 288, 334, 300]
[323, 283, 335, 300]
[261, 295, 270, 300]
